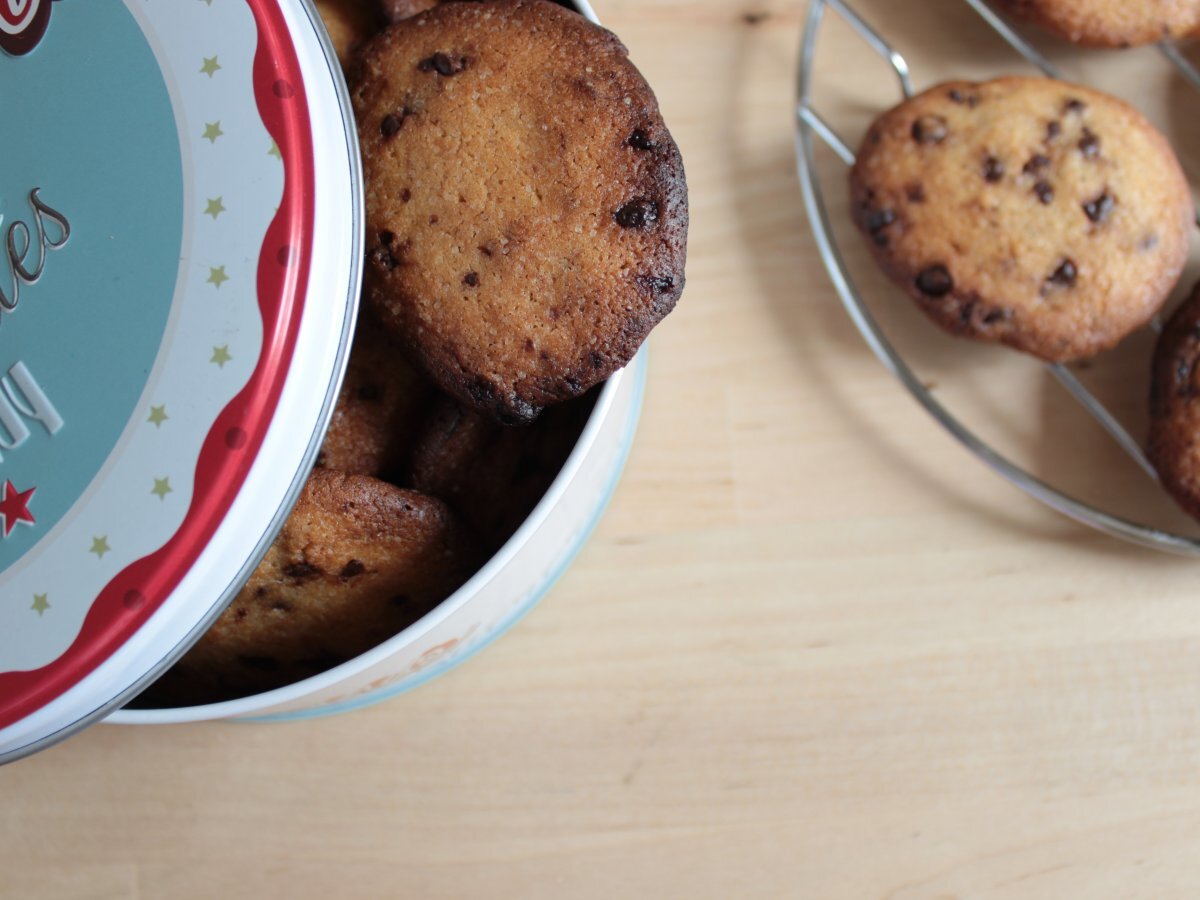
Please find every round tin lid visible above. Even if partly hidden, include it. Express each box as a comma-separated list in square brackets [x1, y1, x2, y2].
[0, 0, 362, 761]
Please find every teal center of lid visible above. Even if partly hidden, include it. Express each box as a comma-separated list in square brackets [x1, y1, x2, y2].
[0, 2, 182, 571]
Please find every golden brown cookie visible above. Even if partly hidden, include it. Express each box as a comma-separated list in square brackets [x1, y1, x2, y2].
[995, 0, 1200, 47]
[353, 0, 687, 423]
[850, 77, 1191, 362]
[1149, 283, 1200, 520]
[140, 469, 477, 705]
[407, 391, 594, 550]
[316, 312, 435, 479]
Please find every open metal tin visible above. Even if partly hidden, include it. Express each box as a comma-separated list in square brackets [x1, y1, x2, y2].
[1, 0, 643, 757]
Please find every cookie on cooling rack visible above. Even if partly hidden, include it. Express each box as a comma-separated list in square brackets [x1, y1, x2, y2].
[141, 469, 478, 704]
[994, 0, 1200, 48]
[353, 0, 687, 424]
[1149, 283, 1200, 520]
[849, 76, 1191, 363]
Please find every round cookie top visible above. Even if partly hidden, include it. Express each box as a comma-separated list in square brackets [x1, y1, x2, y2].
[850, 76, 1192, 363]
[141, 469, 478, 704]
[353, 0, 687, 423]
[1149, 283, 1200, 520]
[995, 0, 1200, 47]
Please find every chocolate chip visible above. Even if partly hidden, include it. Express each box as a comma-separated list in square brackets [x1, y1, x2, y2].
[1048, 258, 1077, 287]
[1079, 128, 1100, 158]
[340, 560, 365, 578]
[379, 230, 394, 246]
[906, 184, 926, 203]
[382, 107, 415, 137]
[1177, 357, 1195, 390]
[372, 247, 397, 270]
[1033, 181, 1054, 204]
[983, 156, 1004, 183]
[1046, 120, 1062, 141]
[418, 52, 467, 76]
[400, 188, 412, 204]
[463, 271, 479, 287]
[234, 607, 248, 620]
[283, 561, 320, 580]
[865, 209, 895, 245]
[590, 351, 604, 369]
[1064, 98, 1086, 113]
[948, 88, 965, 103]
[915, 265, 954, 297]
[1082, 192, 1114, 224]
[911, 115, 948, 144]
[1023, 154, 1050, 175]
[614, 198, 658, 229]
[627, 129, 656, 150]
[640, 274, 675, 294]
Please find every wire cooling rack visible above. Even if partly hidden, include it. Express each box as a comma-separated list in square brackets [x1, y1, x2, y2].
[794, 0, 1200, 556]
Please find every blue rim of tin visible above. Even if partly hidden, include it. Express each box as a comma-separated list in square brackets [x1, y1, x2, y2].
[240, 351, 647, 722]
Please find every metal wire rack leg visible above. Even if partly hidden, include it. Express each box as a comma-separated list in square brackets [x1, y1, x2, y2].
[794, 0, 1200, 555]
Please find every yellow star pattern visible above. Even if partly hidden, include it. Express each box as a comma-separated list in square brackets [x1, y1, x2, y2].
[200, 55, 220, 77]
[204, 197, 225, 219]
[148, 405, 168, 427]
[207, 265, 229, 288]
[202, 121, 223, 143]
[152, 477, 173, 501]
[268, 139, 282, 160]
[210, 345, 232, 368]
[90, 536, 111, 559]
[31, 594, 49, 616]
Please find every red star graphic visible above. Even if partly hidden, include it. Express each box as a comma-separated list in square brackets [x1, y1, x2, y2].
[0, 480, 36, 537]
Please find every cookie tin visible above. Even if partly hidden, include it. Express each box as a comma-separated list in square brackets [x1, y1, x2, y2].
[108, 0, 652, 726]
[0, 0, 362, 761]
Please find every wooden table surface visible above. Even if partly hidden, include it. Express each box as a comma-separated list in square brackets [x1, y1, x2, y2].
[7, 1, 1200, 897]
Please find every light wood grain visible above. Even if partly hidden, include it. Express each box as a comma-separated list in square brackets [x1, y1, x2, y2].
[7, 1, 1200, 897]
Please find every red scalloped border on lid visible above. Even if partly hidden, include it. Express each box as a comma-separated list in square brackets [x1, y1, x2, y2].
[0, 0, 318, 730]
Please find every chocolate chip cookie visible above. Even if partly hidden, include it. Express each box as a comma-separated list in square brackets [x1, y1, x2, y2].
[407, 390, 595, 551]
[142, 469, 477, 704]
[1149, 283, 1200, 519]
[316, 311, 434, 479]
[995, 0, 1200, 47]
[850, 77, 1191, 362]
[353, 0, 687, 423]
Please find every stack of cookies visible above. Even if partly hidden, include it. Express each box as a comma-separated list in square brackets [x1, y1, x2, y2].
[139, 0, 687, 706]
